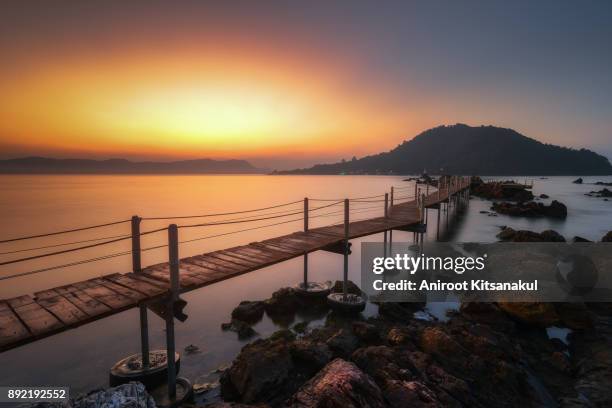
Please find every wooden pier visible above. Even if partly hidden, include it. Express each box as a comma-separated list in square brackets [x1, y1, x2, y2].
[0, 176, 470, 352]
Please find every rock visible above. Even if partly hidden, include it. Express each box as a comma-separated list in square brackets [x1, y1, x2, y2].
[546, 200, 568, 218]
[572, 236, 592, 243]
[588, 188, 612, 197]
[326, 328, 359, 359]
[459, 302, 516, 332]
[232, 301, 265, 324]
[184, 344, 201, 354]
[420, 327, 467, 364]
[378, 302, 424, 321]
[264, 287, 302, 316]
[286, 359, 386, 407]
[594, 181, 612, 186]
[601, 231, 612, 242]
[491, 200, 567, 218]
[384, 380, 442, 408]
[221, 320, 257, 340]
[290, 340, 333, 374]
[497, 227, 566, 242]
[352, 321, 380, 343]
[540, 194, 549, 199]
[351, 346, 414, 384]
[547, 351, 571, 373]
[540, 230, 566, 242]
[573, 178, 583, 184]
[387, 326, 416, 346]
[292, 320, 309, 334]
[71, 383, 155, 408]
[471, 181, 533, 201]
[220, 330, 295, 404]
[554, 303, 593, 329]
[497, 302, 560, 327]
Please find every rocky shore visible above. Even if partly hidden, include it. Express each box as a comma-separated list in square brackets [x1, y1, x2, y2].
[199, 271, 612, 407]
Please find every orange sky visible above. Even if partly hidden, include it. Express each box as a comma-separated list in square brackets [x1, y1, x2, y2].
[1, 1, 611, 168]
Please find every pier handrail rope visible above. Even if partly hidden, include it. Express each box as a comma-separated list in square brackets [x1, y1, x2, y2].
[141, 199, 303, 221]
[0, 233, 133, 256]
[0, 218, 131, 244]
[0, 227, 167, 266]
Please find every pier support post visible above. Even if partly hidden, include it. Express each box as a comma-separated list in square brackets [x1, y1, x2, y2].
[303, 198, 309, 288]
[390, 187, 394, 207]
[384, 193, 389, 218]
[139, 305, 150, 369]
[166, 224, 180, 399]
[131, 216, 142, 273]
[343, 199, 349, 300]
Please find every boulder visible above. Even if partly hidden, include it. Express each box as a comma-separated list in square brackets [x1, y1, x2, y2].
[232, 301, 265, 324]
[540, 194, 550, 199]
[420, 327, 467, 362]
[352, 321, 380, 343]
[290, 340, 333, 374]
[545, 200, 568, 218]
[601, 231, 612, 242]
[326, 328, 359, 359]
[264, 287, 302, 316]
[384, 380, 442, 408]
[554, 302, 593, 329]
[71, 383, 155, 408]
[286, 359, 386, 408]
[221, 320, 257, 340]
[496, 226, 516, 240]
[497, 302, 560, 327]
[220, 330, 296, 404]
[573, 178, 583, 184]
[387, 326, 417, 346]
[540, 230, 566, 242]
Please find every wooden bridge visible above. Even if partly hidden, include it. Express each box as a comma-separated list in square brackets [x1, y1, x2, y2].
[0, 176, 470, 354]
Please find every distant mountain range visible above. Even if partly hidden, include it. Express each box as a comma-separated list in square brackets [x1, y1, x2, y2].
[278, 124, 612, 175]
[0, 157, 261, 174]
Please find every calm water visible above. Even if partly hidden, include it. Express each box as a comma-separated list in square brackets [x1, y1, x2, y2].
[1, 174, 611, 396]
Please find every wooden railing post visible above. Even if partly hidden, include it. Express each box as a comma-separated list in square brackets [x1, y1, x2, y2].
[343, 199, 349, 300]
[390, 187, 394, 206]
[421, 193, 426, 223]
[414, 181, 418, 200]
[303, 197, 309, 288]
[384, 193, 389, 218]
[304, 197, 309, 232]
[166, 224, 179, 398]
[131, 215, 142, 273]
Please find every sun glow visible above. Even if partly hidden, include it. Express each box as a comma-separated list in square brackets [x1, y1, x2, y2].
[0, 48, 409, 158]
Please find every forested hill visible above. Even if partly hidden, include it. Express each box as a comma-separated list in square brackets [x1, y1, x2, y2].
[278, 124, 612, 175]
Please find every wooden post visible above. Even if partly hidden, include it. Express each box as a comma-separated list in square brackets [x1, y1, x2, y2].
[420, 193, 425, 223]
[166, 224, 179, 398]
[390, 187, 394, 207]
[139, 305, 149, 369]
[304, 198, 309, 232]
[384, 193, 389, 218]
[414, 181, 418, 200]
[343, 199, 349, 300]
[131, 216, 142, 273]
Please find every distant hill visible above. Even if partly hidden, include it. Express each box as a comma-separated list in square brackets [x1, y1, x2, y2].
[279, 124, 612, 176]
[0, 157, 261, 174]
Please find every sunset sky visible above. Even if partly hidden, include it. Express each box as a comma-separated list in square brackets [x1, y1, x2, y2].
[1, 1, 611, 169]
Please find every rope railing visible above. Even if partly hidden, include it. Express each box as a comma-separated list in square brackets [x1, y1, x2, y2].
[0, 176, 472, 281]
[0, 218, 131, 244]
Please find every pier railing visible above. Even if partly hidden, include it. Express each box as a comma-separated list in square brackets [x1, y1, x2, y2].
[0, 176, 471, 283]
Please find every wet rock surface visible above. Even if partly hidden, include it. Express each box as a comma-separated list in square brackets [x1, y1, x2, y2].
[216, 281, 612, 407]
[585, 188, 612, 198]
[492, 199, 567, 218]
[496, 226, 566, 242]
[471, 179, 534, 202]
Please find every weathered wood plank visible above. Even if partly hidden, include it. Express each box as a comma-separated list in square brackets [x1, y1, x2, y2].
[209, 251, 261, 268]
[92, 278, 148, 302]
[34, 289, 61, 300]
[7, 295, 35, 309]
[63, 290, 111, 317]
[80, 284, 134, 310]
[37, 295, 88, 325]
[106, 274, 167, 297]
[0, 302, 30, 348]
[12, 301, 63, 335]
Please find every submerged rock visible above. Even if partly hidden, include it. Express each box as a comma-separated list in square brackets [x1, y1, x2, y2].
[491, 200, 567, 218]
[573, 178, 583, 184]
[232, 301, 265, 324]
[221, 320, 257, 340]
[286, 359, 386, 408]
[496, 226, 566, 242]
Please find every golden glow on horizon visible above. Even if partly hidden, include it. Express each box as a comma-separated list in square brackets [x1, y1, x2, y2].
[0, 48, 413, 159]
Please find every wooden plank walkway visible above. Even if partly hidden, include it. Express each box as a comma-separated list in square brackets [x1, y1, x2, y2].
[0, 178, 470, 352]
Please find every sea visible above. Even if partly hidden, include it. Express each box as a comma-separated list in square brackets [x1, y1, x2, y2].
[0, 174, 611, 396]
